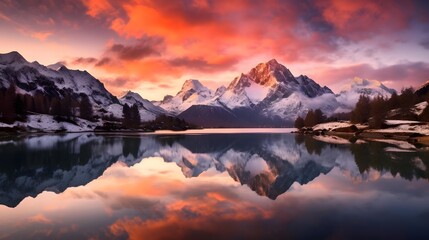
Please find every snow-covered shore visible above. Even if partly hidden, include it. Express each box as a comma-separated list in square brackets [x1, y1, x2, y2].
[299, 120, 429, 147]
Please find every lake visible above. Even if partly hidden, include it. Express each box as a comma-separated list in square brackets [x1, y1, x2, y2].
[0, 130, 428, 239]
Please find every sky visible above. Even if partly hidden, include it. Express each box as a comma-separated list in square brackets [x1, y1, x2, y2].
[0, 0, 428, 100]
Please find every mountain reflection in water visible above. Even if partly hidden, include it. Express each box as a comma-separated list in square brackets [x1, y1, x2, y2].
[0, 133, 428, 239]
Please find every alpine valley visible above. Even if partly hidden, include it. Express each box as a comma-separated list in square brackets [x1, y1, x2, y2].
[0, 51, 403, 131]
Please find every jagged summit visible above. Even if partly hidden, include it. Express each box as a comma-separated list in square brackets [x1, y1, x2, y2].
[119, 90, 137, 99]
[119, 90, 166, 119]
[215, 85, 227, 96]
[155, 79, 215, 115]
[180, 79, 208, 92]
[220, 59, 333, 110]
[47, 62, 66, 71]
[228, 59, 296, 91]
[0, 51, 28, 65]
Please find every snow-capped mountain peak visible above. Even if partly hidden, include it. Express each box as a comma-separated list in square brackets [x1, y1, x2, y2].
[340, 77, 396, 96]
[0, 51, 28, 65]
[119, 90, 167, 121]
[296, 75, 334, 97]
[335, 77, 397, 112]
[228, 59, 296, 91]
[155, 79, 216, 115]
[215, 86, 226, 96]
[119, 90, 144, 101]
[219, 59, 334, 111]
[180, 79, 208, 93]
[177, 79, 212, 102]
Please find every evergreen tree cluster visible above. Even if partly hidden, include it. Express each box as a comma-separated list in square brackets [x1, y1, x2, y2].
[294, 109, 326, 129]
[122, 103, 141, 128]
[294, 87, 429, 129]
[144, 114, 195, 131]
[0, 84, 94, 124]
[350, 87, 427, 128]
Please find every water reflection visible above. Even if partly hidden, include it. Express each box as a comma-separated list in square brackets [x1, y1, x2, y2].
[0, 133, 428, 208]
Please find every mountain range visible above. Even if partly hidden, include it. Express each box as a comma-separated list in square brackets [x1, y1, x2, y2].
[0, 51, 407, 130]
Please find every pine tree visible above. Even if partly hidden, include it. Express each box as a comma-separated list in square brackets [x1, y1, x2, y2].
[304, 110, 316, 127]
[399, 87, 416, 110]
[387, 92, 400, 110]
[79, 95, 93, 121]
[130, 104, 141, 128]
[351, 95, 371, 123]
[122, 104, 131, 128]
[14, 95, 27, 121]
[60, 93, 72, 119]
[294, 116, 305, 129]
[314, 109, 325, 125]
[1, 84, 17, 123]
[34, 91, 49, 114]
[369, 96, 386, 128]
[50, 97, 62, 116]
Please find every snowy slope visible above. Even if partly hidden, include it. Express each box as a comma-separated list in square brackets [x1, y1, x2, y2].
[120, 91, 167, 121]
[156, 60, 343, 125]
[263, 92, 339, 122]
[155, 79, 220, 114]
[0, 51, 166, 130]
[0, 51, 119, 107]
[218, 60, 334, 110]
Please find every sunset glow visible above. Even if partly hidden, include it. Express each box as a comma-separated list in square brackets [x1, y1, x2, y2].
[0, 0, 428, 100]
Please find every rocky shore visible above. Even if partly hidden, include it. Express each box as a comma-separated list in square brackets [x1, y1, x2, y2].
[295, 120, 429, 147]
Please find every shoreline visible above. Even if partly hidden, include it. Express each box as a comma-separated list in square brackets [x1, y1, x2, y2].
[296, 121, 429, 147]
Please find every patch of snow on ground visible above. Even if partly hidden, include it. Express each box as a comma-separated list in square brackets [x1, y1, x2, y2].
[370, 139, 416, 150]
[413, 101, 428, 116]
[313, 122, 353, 131]
[385, 120, 422, 125]
[384, 147, 416, 153]
[0, 114, 98, 132]
[313, 135, 351, 145]
[313, 121, 367, 131]
[369, 123, 429, 135]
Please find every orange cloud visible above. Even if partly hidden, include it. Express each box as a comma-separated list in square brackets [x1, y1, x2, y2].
[76, 0, 429, 98]
[317, 0, 414, 39]
[107, 191, 270, 240]
[82, 0, 114, 17]
[27, 214, 52, 224]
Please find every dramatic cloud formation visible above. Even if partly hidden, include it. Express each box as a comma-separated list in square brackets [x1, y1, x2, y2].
[72, 57, 98, 65]
[312, 61, 429, 91]
[106, 36, 164, 61]
[0, 0, 428, 99]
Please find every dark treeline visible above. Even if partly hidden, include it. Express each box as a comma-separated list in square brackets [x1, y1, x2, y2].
[350, 87, 429, 128]
[295, 87, 429, 129]
[143, 114, 196, 131]
[1, 84, 195, 131]
[0, 84, 94, 124]
[294, 109, 326, 129]
[122, 103, 141, 128]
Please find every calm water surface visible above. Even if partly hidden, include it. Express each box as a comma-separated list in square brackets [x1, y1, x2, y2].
[0, 130, 428, 239]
